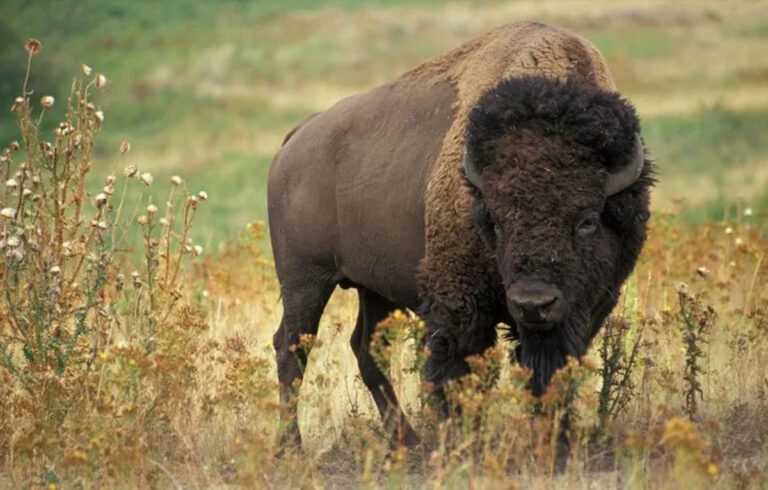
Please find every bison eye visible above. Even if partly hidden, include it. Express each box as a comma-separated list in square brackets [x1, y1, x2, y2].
[576, 213, 600, 237]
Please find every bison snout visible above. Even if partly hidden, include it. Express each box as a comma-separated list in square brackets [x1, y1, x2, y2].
[507, 282, 565, 331]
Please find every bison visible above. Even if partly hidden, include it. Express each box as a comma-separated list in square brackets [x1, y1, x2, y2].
[268, 21, 653, 447]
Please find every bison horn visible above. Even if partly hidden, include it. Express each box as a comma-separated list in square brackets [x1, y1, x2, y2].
[462, 149, 484, 190]
[605, 133, 644, 196]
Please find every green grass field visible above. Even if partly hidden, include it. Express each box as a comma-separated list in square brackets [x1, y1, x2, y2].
[3, 0, 768, 249]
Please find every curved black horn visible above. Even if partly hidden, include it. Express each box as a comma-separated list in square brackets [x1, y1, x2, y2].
[605, 133, 644, 196]
[462, 148, 484, 190]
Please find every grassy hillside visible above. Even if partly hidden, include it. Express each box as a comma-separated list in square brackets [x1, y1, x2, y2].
[2, 0, 768, 250]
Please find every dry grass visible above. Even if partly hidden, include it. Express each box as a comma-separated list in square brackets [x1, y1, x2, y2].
[183, 219, 768, 490]
[173, 215, 767, 489]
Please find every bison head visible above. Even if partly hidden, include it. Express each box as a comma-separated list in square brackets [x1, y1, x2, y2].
[463, 76, 652, 396]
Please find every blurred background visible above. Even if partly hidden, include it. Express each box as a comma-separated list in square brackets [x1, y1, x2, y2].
[2, 0, 768, 251]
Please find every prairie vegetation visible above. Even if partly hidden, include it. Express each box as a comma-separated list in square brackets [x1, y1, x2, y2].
[1, 0, 767, 488]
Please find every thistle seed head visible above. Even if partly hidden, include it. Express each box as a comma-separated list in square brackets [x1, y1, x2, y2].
[41, 95, 55, 109]
[10, 97, 24, 114]
[25, 39, 42, 56]
[94, 193, 108, 207]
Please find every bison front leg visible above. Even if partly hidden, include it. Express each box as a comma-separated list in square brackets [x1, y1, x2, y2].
[421, 305, 498, 418]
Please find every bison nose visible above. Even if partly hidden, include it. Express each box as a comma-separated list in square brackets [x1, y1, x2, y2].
[507, 282, 565, 331]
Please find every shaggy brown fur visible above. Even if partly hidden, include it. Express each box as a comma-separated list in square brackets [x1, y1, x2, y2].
[426, 75, 652, 397]
[416, 21, 616, 344]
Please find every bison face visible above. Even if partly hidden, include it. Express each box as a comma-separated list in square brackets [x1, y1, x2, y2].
[468, 137, 624, 395]
[463, 77, 651, 395]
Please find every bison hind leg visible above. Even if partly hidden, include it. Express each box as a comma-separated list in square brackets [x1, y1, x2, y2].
[351, 288, 420, 447]
[273, 270, 337, 449]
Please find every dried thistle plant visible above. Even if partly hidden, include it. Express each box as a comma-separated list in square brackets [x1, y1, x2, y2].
[597, 316, 643, 433]
[0, 39, 215, 485]
[675, 283, 717, 419]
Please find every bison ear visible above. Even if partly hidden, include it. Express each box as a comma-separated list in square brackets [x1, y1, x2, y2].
[462, 148, 485, 191]
[605, 133, 644, 196]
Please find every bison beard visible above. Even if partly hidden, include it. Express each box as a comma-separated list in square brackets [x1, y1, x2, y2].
[518, 321, 587, 396]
